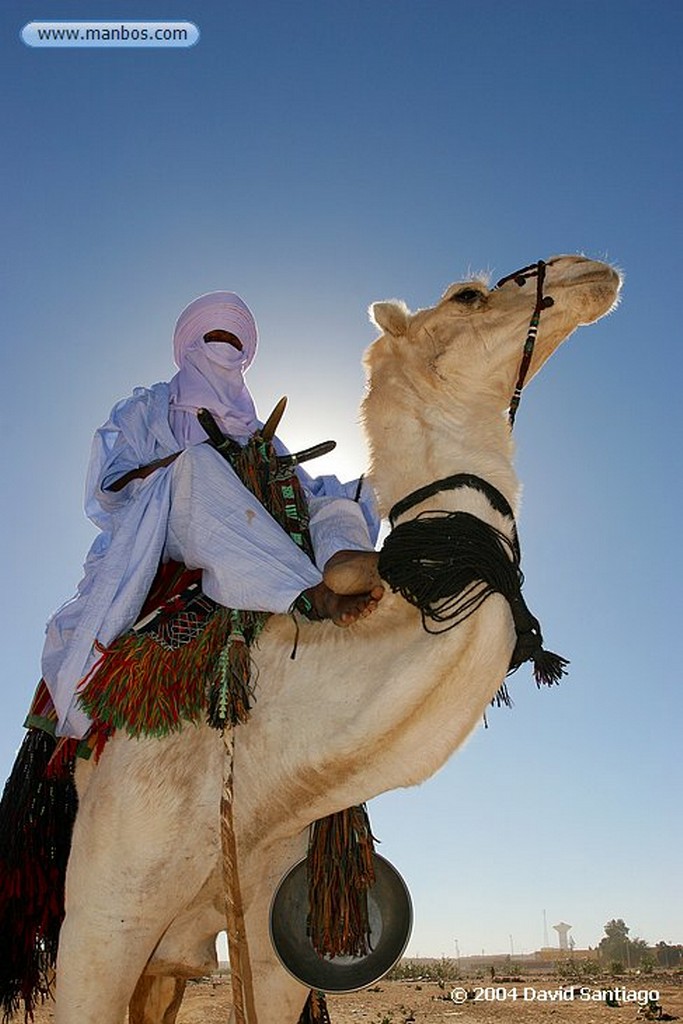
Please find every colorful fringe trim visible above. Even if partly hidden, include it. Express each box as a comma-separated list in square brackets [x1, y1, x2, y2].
[77, 606, 268, 737]
[306, 804, 376, 959]
[24, 678, 110, 775]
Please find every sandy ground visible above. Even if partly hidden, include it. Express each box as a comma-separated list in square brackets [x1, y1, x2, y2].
[29, 977, 683, 1024]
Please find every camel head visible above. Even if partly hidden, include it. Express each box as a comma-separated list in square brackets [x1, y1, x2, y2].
[362, 256, 622, 511]
[366, 255, 621, 412]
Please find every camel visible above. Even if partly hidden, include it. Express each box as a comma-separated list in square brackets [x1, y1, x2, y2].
[51, 254, 620, 1024]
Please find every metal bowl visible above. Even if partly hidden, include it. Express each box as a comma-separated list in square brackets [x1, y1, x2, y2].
[269, 852, 413, 993]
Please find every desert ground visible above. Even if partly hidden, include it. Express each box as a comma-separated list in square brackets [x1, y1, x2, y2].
[28, 974, 683, 1024]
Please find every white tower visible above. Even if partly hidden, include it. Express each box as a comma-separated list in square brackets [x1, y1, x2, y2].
[553, 922, 572, 951]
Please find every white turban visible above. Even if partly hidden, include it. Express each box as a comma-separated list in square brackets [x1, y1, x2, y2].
[168, 291, 259, 446]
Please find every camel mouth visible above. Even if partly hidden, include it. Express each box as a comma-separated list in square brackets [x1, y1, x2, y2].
[548, 258, 622, 291]
[545, 261, 622, 317]
[563, 267, 623, 321]
[571, 267, 622, 288]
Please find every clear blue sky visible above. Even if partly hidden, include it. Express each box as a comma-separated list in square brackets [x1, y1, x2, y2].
[1, 0, 681, 959]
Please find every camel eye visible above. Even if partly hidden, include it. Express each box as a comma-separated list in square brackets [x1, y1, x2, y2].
[451, 288, 483, 305]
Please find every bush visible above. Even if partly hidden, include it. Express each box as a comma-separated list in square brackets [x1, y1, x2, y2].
[556, 958, 600, 983]
[386, 958, 460, 983]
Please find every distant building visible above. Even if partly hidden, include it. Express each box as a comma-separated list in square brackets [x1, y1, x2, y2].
[553, 922, 572, 950]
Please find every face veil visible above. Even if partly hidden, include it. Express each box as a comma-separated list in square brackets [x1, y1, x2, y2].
[168, 291, 259, 446]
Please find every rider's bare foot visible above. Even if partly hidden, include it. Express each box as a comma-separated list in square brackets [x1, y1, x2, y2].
[302, 580, 384, 627]
[323, 549, 383, 596]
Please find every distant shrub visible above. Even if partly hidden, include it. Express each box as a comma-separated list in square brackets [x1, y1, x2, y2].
[386, 958, 459, 983]
[556, 958, 600, 983]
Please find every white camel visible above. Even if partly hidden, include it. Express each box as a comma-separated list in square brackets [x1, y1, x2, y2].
[54, 254, 620, 1024]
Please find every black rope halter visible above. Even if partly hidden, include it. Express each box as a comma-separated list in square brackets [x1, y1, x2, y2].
[379, 472, 567, 688]
[494, 259, 555, 428]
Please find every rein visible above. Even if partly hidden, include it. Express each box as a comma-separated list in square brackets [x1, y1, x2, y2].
[493, 259, 555, 429]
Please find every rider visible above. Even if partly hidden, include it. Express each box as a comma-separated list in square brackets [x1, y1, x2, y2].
[42, 291, 383, 739]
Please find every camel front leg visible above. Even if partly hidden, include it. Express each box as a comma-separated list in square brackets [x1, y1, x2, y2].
[56, 907, 172, 1024]
[129, 975, 187, 1024]
[236, 832, 311, 1024]
[56, 730, 223, 1024]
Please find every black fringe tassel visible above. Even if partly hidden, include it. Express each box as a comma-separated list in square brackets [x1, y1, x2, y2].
[298, 990, 332, 1024]
[378, 509, 568, 694]
[506, 594, 569, 686]
[0, 729, 78, 1021]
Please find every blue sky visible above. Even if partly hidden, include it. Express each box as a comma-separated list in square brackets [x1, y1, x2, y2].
[1, 0, 681, 959]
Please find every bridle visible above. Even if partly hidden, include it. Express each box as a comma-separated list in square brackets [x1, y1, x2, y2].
[380, 257, 568, 689]
[494, 259, 555, 428]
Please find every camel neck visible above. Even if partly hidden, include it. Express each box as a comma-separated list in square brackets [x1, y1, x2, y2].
[364, 381, 520, 521]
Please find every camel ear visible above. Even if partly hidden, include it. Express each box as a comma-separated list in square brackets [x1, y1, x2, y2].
[369, 300, 410, 338]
